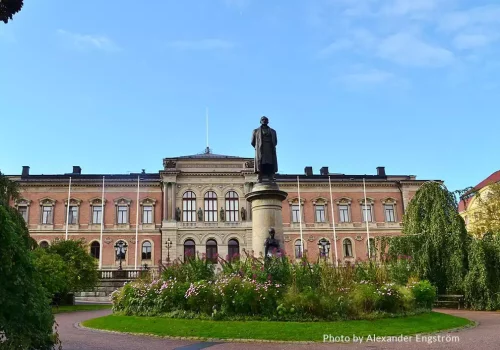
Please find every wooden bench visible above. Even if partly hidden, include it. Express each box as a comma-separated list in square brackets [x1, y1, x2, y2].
[435, 294, 464, 309]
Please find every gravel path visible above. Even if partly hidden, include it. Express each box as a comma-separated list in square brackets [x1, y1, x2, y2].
[56, 309, 499, 350]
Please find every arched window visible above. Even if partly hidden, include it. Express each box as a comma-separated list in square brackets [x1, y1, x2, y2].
[343, 239, 353, 257]
[294, 239, 303, 258]
[184, 239, 195, 260]
[183, 191, 196, 222]
[90, 241, 100, 259]
[206, 239, 218, 263]
[142, 241, 152, 260]
[225, 191, 239, 222]
[204, 191, 218, 222]
[39, 241, 49, 249]
[228, 238, 239, 260]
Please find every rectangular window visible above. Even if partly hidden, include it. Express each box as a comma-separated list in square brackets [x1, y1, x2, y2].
[204, 199, 217, 222]
[92, 206, 102, 224]
[68, 206, 78, 224]
[143, 206, 153, 224]
[18, 206, 28, 222]
[362, 205, 372, 222]
[315, 205, 326, 222]
[42, 206, 53, 224]
[339, 205, 349, 222]
[183, 199, 196, 222]
[291, 204, 301, 223]
[117, 205, 128, 224]
[384, 204, 395, 222]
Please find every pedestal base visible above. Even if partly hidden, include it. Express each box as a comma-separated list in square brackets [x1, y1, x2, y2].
[245, 182, 288, 258]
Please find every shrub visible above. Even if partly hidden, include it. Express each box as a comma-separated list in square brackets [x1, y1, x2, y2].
[408, 280, 436, 309]
[375, 282, 402, 313]
[351, 282, 380, 314]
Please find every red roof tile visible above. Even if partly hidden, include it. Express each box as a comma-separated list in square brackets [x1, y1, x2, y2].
[458, 170, 500, 212]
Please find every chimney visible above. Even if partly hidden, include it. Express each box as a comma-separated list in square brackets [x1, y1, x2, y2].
[72, 166, 81, 175]
[22, 166, 30, 178]
[304, 166, 313, 176]
[377, 166, 386, 176]
[320, 166, 329, 176]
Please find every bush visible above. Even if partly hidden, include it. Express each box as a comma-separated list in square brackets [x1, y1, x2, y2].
[408, 280, 437, 309]
[351, 282, 380, 314]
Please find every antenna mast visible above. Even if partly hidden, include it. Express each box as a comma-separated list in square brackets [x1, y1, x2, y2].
[205, 107, 210, 154]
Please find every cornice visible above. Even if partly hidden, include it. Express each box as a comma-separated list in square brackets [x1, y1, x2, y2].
[278, 182, 399, 188]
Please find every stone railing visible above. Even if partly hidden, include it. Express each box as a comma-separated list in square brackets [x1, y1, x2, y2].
[99, 270, 149, 280]
[177, 221, 251, 228]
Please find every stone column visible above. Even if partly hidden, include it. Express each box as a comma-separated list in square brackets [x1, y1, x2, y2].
[245, 182, 287, 257]
[163, 182, 168, 221]
[171, 183, 176, 221]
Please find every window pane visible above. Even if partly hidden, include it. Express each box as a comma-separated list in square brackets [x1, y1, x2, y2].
[42, 206, 52, 224]
[343, 239, 353, 257]
[362, 205, 372, 222]
[225, 191, 239, 222]
[204, 192, 217, 222]
[118, 205, 128, 224]
[206, 239, 218, 263]
[142, 241, 152, 259]
[292, 205, 300, 222]
[294, 239, 303, 258]
[184, 239, 196, 260]
[90, 241, 100, 259]
[93, 206, 102, 224]
[69, 206, 78, 224]
[339, 205, 349, 222]
[384, 204, 395, 222]
[315, 205, 325, 222]
[18, 207, 28, 222]
[143, 206, 153, 224]
[228, 239, 239, 260]
[183, 192, 196, 222]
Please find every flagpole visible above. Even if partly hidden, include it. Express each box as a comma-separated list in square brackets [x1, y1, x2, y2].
[99, 176, 105, 269]
[363, 178, 371, 259]
[65, 177, 72, 240]
[297, 176, 304, 255]
[135, 175, 140, 270]
[328, 176, 339, 267]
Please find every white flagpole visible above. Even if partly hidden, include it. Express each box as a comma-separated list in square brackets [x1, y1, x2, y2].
[328, 176, 338, 267]
[99, 176, 105, 269]
[135, 175, 140, 270]
[297, 176, 304, 255]
[363, 178, 371, 259]
[206, 107, 209, 150]
[65, 177, 72, 240]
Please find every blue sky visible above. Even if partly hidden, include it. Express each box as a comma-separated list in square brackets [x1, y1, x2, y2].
[1, 0, 498, 192]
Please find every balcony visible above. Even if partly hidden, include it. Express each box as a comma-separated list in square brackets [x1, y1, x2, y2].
[177, 221, 251, 229]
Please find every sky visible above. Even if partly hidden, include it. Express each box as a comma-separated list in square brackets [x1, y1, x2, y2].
[0, 0, 499, 192]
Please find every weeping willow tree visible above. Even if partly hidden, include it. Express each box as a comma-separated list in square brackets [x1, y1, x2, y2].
[0, 0, 24, 23]
[389, 182, 469, 294]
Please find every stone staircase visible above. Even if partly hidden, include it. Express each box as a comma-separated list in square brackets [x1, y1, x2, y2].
[74, 279, 127, 304]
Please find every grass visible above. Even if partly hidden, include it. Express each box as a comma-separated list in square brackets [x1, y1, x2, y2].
[52, 304, 112, 314]
[82, 312, 472, 342]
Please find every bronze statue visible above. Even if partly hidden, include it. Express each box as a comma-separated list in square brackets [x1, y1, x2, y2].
[220, 207, 225, 221]
[197, 208, 203, 221]
[251, 116, 278, 183]
[264, 227, 280, 258]
[241, 207, 247, 221]
[175, 207, 181, 221]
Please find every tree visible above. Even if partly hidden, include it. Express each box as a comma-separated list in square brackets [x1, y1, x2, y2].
[47, 239, 99, 293]
[389, 182, 469, 294]
[469, 183, 500, 237]
[0, 0, 24, 23]
[0, 205, 57, 349]
[33, 248, 69, 296]
[0, 170, 19, 206]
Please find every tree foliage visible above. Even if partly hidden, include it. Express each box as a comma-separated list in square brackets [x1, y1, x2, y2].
[389, 182, 469, 294]
[46, 239, 99, 293]
[0, 204, 57, 349]
[469, 183, 500, 237]
[32, 248, 69, 296]
[0, 170, 19, 206]
[0, 0, 24, 23]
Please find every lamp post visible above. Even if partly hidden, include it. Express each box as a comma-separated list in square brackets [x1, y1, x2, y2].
[165, 237, 172, 263]
[114, 240, 128, 270]
[318, 238, 330, 261]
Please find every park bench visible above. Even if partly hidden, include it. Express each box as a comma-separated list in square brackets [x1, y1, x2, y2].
[434, 294, 464, 309]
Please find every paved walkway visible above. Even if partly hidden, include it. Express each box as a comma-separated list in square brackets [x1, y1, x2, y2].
[57, 309, 499, 350]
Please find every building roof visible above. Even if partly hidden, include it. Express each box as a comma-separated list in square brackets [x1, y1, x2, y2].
[174, 147, 249, 160]
[458, 170, 500, 212]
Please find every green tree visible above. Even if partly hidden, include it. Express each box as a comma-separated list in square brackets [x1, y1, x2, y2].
[0, 204, 57, 349]
[0, 170, 19, 205]
[389, 182, 469, 294]
[33, 248, 69, 296]
[0, 0, 24, 23]
[47, 239, 99, 293]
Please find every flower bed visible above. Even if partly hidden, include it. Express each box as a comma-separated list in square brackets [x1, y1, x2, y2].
[111, 255, 436, 321]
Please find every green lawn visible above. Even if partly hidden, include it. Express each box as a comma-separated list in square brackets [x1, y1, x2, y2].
[52, 304, 112, 314]
[82, 312, 472, 342]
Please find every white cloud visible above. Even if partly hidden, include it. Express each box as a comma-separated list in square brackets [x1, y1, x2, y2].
[318, 39, 353, 57]
[439, 5, 500, 32]
[167, 39, 235, 50]
[381, 0, 437, 16]
[453, 33, 498, 50]
[57, 30, 119, 52]
[340, 69, 394, 84]
[377, 32, 454, 67]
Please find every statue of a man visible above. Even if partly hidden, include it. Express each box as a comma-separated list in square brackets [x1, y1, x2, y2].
[251, 116, 278, 183]
[197, 208, 203, 221]
[264, 227, 280, 258]
[175, 207, 181, 221]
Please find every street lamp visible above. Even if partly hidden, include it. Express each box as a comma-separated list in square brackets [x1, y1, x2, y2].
[318, 238, 330, 260]
[165, 237, 172, 263]
[114, 240, 128, 270]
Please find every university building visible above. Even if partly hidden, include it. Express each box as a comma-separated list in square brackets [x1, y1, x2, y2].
[8, 150, 430, 269]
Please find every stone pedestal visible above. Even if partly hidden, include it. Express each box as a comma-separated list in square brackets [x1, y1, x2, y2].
[245, 182, 288, 257]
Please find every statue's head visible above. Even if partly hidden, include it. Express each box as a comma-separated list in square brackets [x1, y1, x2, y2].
[268, 227, 275, 238]
[260, 116, 269, 126]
